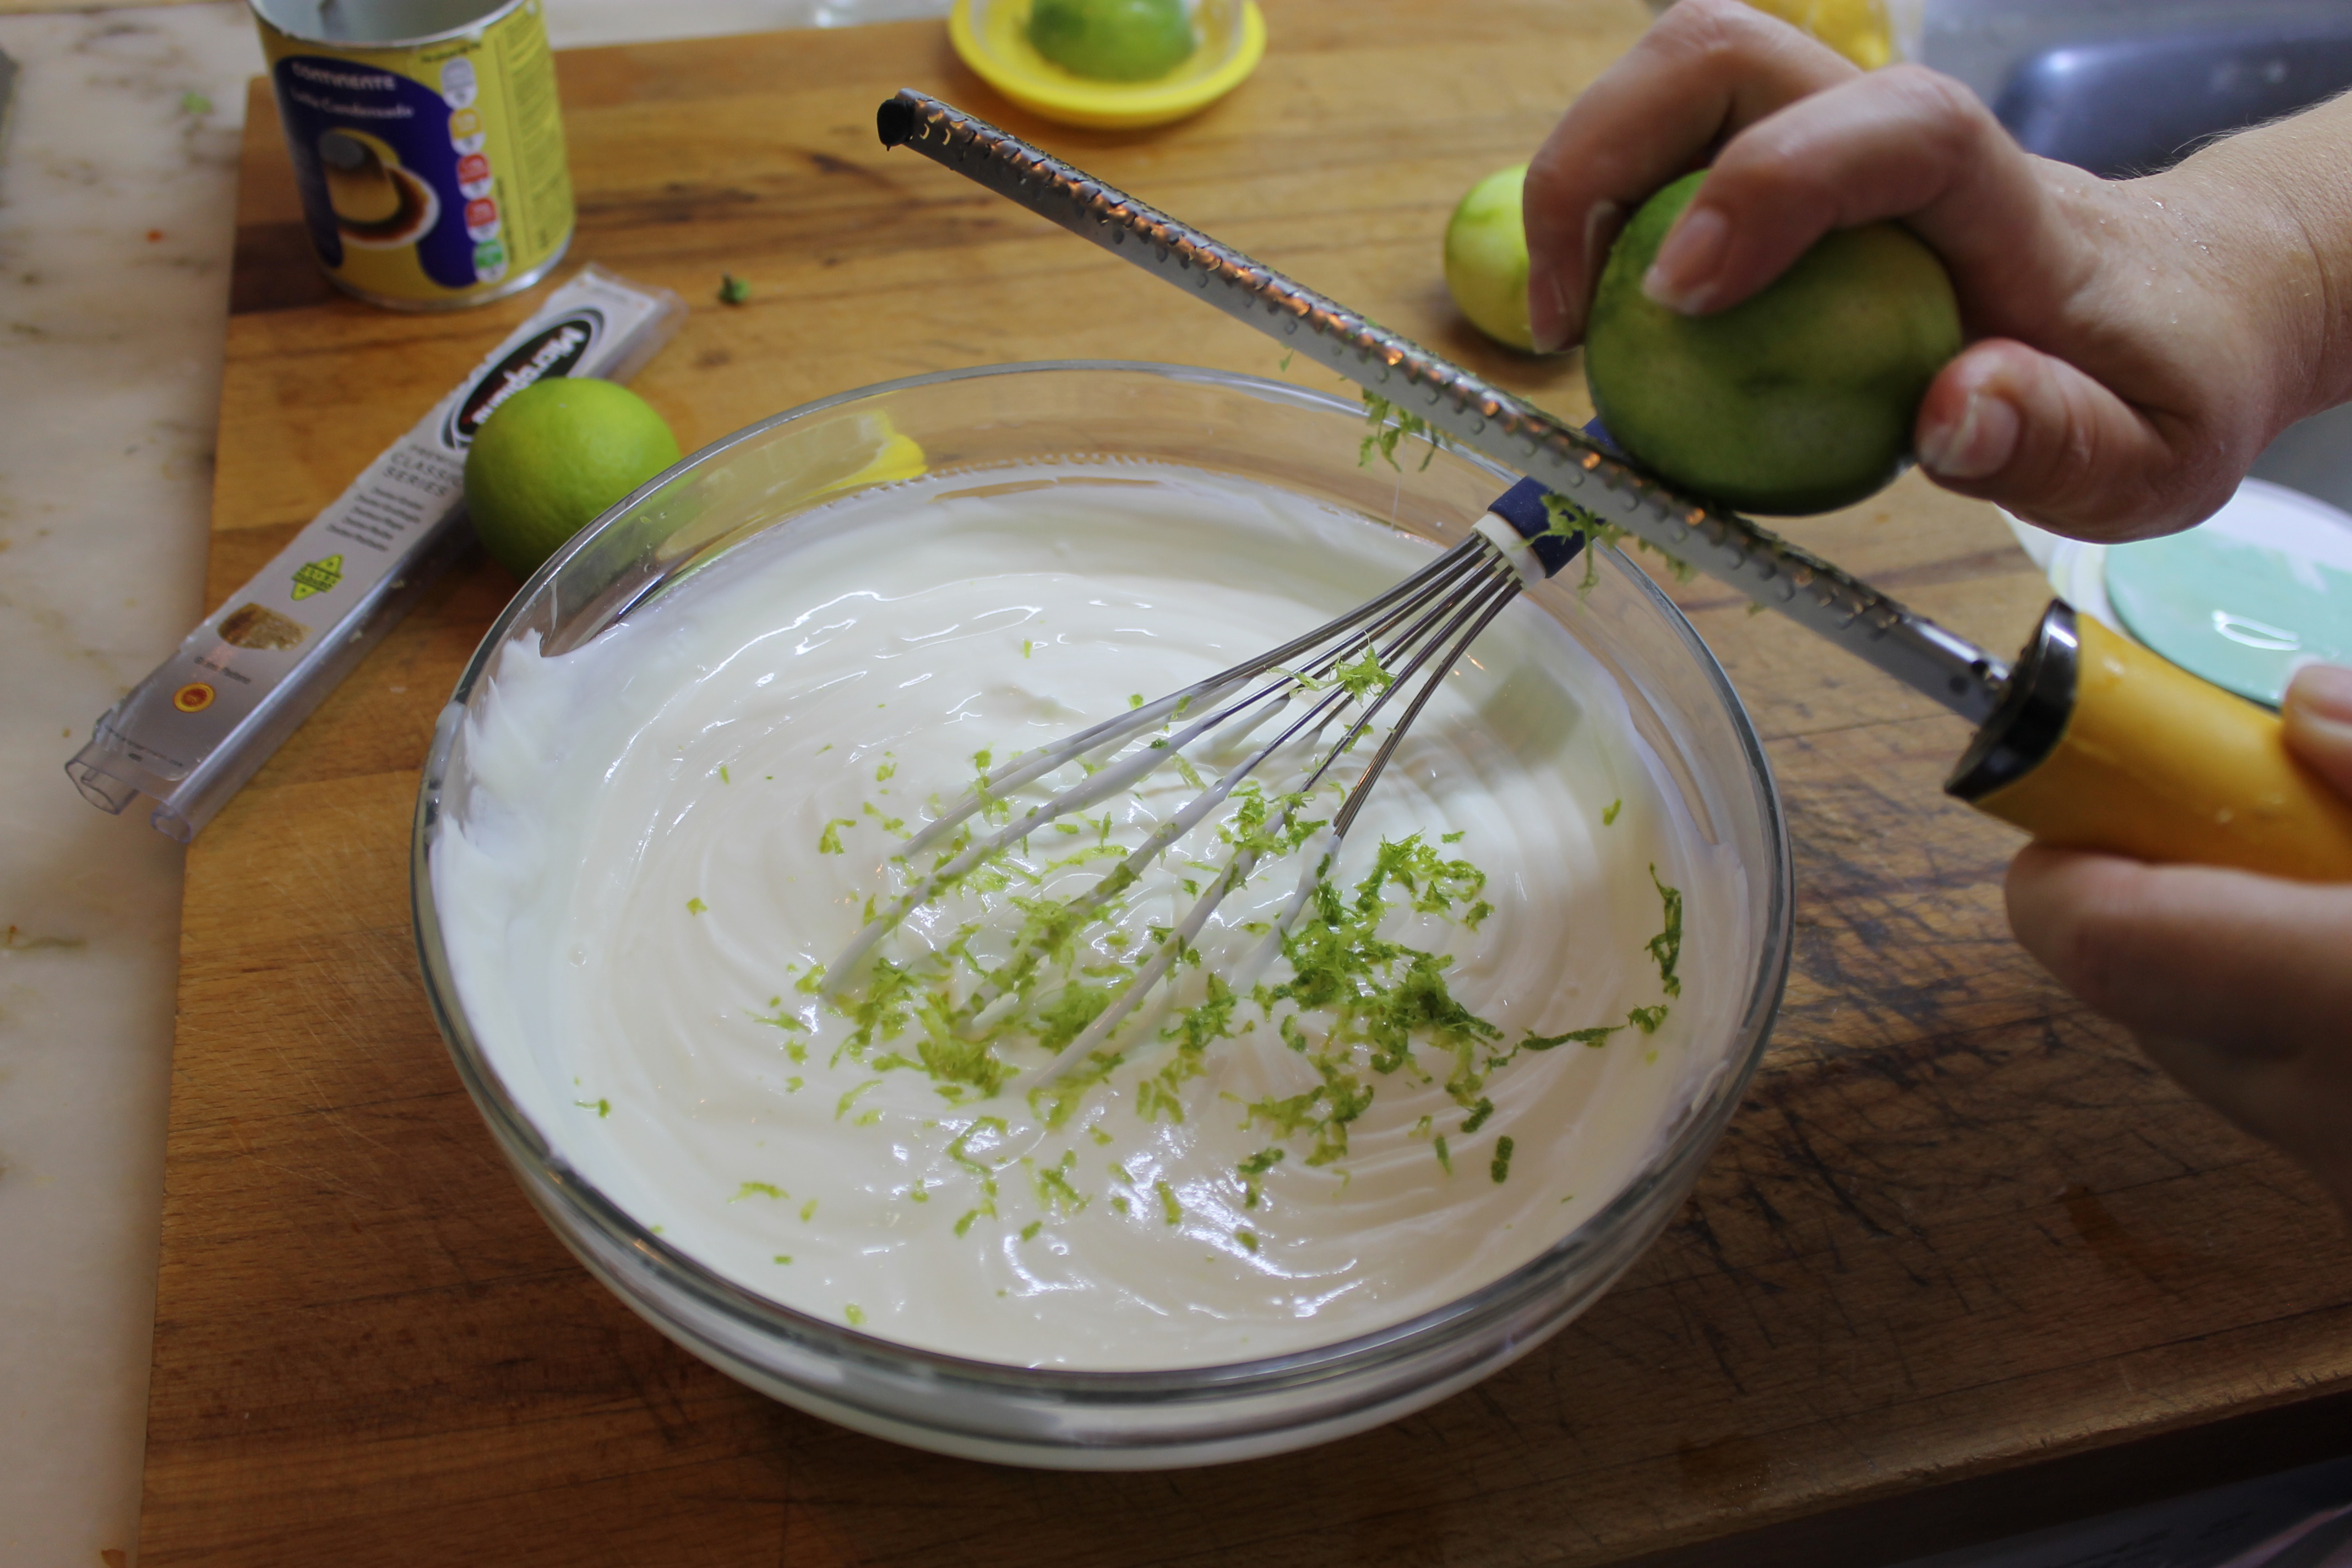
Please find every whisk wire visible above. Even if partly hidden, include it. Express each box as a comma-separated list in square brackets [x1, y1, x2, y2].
[1023, 540, 1528, 1082]
[1331, 558, 1526, 837]
[944, 553, 1507, 1028]
[824, 533, 1498, 988]
[821, 479, 1586, 1092]
[897, 534, 1487, 857]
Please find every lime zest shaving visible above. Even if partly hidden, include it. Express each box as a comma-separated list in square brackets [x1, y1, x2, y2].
[1646, 865, 1683, 998]
[1236, 1146, 1286, 1210]
[1358, 390, 1446, 472]
[793, 716, 1692, 1223]
[1490, 1135, 1516, 1185]
[1538, 491, 1698, 591]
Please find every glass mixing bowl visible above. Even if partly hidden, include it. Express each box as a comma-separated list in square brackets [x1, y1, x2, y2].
[412, 362, 1792, 1469]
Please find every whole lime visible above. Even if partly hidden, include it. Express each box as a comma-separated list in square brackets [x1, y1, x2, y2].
[1028, 0, 1195, 81]
[1444, 164, 1535, 352]
[1584, 171, 1962, 515]
[463, 378, 682, 579]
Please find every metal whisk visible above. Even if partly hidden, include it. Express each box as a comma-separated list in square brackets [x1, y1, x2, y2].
[825, 476, 1586, 1081]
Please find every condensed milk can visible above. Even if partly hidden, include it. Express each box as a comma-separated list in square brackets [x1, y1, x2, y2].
[249, 0, 575, 309]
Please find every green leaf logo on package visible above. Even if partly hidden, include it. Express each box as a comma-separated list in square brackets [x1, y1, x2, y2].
[291, 554, 345, 601]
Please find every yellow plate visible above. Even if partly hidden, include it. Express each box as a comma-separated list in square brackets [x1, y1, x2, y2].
[949, 0, 1267, 130]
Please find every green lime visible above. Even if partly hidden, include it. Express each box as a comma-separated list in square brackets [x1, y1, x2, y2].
[1028, 0, 1195, 81]
[1585, 171, 1962, 515]
[1444, 165, 1535, 352]
[463, 378, 682, 579]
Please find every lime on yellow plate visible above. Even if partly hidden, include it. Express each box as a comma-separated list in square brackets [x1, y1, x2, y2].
[949, 0, 1266, 130]
[1029, 0, 1196, 80]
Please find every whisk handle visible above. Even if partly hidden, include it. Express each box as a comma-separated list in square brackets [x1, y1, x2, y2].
[1483, 477, 1586, 580]
[1457, 426, 1628, 580]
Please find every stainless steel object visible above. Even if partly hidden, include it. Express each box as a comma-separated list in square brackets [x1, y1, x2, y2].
[875, 88, 2011, 725]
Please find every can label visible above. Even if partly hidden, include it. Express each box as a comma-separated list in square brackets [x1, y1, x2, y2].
[254, 0, 574, 309]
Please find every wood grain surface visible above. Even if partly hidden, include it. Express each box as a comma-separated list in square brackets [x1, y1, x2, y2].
[141, 5, 2352, 1564]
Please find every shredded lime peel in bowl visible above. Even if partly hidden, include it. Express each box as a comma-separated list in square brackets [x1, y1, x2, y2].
[434, 464, 1729, 1371]
[417, 364, 1792, 1466]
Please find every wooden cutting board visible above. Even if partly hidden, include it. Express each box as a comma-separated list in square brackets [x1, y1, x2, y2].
[140, 6, 2352, 1563]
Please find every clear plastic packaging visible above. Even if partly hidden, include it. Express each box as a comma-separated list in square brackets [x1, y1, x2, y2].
[67, 263, 684, 841]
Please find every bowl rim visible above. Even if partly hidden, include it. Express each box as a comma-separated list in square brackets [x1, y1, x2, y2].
[411, 358, 1792, 1416]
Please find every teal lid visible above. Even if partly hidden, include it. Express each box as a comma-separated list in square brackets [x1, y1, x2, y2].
[2105, 505, 2352, 707]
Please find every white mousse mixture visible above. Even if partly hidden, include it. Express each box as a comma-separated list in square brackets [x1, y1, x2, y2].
[434, 464, 1744, 1369]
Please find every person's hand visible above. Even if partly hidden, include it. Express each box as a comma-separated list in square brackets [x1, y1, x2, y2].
[1521, 0, 2352, 542]
[2005, 663, 2352, 1216]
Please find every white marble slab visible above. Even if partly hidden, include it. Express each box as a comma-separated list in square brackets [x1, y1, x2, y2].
[0, 10, 261, 1562]
[0, 3, 945, 1562]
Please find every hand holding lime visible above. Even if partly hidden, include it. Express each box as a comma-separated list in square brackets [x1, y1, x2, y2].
[1583, 171, 1962, 515]
[464, 378, 682, 579]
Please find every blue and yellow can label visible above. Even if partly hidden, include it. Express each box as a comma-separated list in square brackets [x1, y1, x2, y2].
[251, 0, 574, 311]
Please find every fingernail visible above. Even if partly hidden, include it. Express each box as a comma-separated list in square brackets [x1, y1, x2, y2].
[2284, 663, 2352, 795]
[1582, 199, 1626, 287]
[2287, 661, 2352, 723]
[1534, 203, 1623, 353]
[1531, 271, 1571, 353]
[1918, 389, 2020, 480]
[1642, 205, 1728, 313]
